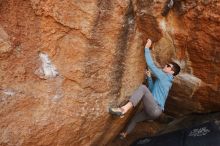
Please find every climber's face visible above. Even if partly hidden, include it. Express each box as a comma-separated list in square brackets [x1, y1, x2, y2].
[163, 63, 174, 75]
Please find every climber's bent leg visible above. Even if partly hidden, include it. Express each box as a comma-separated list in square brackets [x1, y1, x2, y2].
[120, 85, 151, 114]
[125, 110, 149, 134]
[129, 85, 149, 107]
[124, 86, 162, 135]
[141, 86, 162, 118]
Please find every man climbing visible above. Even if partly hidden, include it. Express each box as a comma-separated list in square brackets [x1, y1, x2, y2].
[109, 39, 181, 139]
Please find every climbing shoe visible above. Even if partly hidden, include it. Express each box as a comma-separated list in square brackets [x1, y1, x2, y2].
[109, 107, 124, 116]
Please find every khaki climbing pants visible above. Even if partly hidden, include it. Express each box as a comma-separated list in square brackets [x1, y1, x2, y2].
[126, 85, 162, 134]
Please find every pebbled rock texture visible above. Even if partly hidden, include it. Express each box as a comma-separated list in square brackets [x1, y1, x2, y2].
[0, 0, 219, 145]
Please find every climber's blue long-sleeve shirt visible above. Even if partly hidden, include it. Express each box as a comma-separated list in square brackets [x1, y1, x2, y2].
[145, 48, 173, 110]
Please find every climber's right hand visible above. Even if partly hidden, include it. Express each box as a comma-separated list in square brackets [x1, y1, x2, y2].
[145, 39, 152, 48]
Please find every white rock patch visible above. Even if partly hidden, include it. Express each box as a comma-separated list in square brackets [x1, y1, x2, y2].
[159, 18, 167, 32]
[35, 52, 59, 79]
[3, 89, 15, 96]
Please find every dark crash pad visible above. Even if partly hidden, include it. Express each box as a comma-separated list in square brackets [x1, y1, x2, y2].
[131, 121, 220, 146]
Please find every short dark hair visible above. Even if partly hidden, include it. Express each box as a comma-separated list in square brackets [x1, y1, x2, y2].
[170, 62, 181, 76]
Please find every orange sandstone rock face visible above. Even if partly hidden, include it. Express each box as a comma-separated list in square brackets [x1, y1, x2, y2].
[0, 0, 219, 146]
[163, 0, 220, 115]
